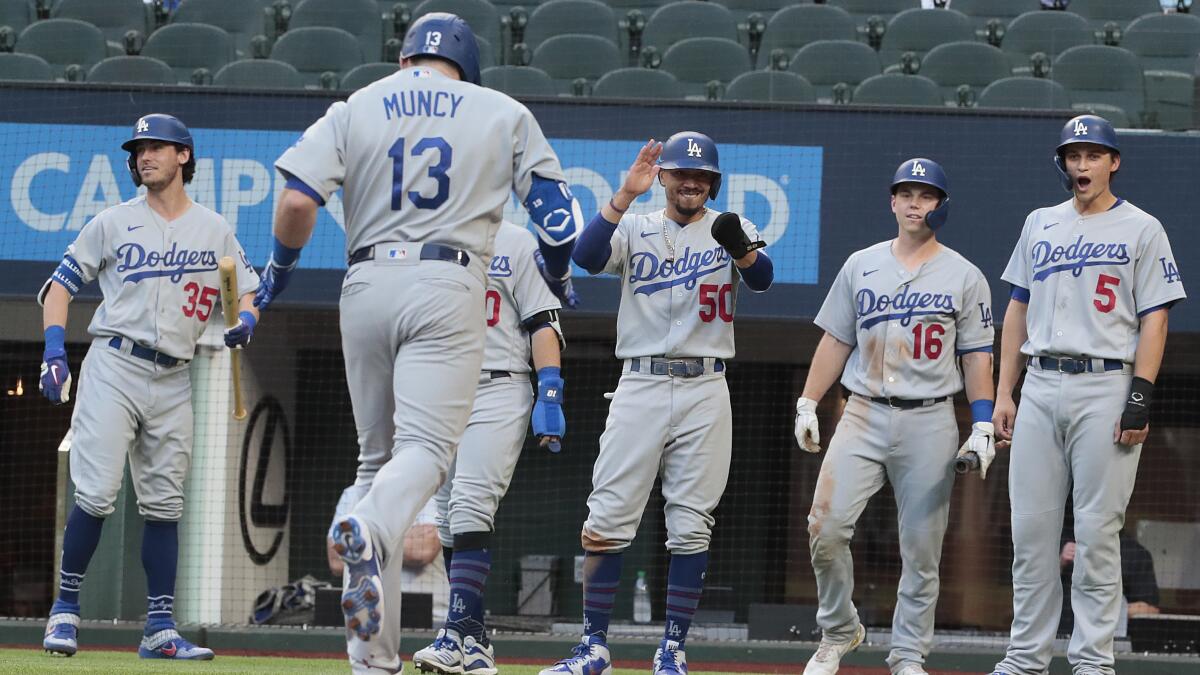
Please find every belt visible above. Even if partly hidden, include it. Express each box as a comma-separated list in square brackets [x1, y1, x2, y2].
[348, 243, 470, 267]
[863, 394, 948, 409]
[1028, 355, 1126, 374]
[490, 371, 510, 379]
[108, 336, 185, 367]
[627, 356, 724, 378]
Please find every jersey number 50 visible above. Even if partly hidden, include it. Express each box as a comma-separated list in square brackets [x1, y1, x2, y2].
[699, 283, 734, 322]
[389, 136, 451, 211]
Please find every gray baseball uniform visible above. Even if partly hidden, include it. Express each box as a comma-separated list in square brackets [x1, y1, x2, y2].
[808, 240, 993, 671]
[996, 199, 1185, 675]
[583, 208, 761, 554]
[49, 196, 258, 521]
[277, 65, 565, 671]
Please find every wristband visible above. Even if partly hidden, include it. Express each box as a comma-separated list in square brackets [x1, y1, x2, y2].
[44, 325, 66, 354]
[271, 237, 302, 268]
[608, 198, 628, 214]
[237, 311, 257, 330]
[1128, 376, 1153, 408]
[970, 399, 995, 425]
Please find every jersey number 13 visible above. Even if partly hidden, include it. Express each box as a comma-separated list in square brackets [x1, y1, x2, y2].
[389, 136, 451, 211]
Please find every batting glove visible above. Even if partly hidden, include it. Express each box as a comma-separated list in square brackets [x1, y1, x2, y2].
[39, 350, 72, 405]
[957, 422, 996, 479]
[535, 250, 579, 309]
[224, 310, 257, 349]
[794, 397, 821, 453]
[711, 212, 765, 260]
[254, 256, 297, 310]
[532, 366, 565, 453]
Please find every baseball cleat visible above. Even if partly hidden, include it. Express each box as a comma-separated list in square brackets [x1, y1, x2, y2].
[414, 628, 465, 674]
[43, 613, 80, 657]
[893, 665, 928, 675]
[802, 622, 866, 675]
[330, 516, 385, 641]
[462, 635, 497, 675]
[652, 638, 688, 675]
[538, 634, 612, 675]
[138, 628, 215, 660]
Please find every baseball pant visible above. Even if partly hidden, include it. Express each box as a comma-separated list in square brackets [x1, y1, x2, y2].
[807, 395, 958, 672]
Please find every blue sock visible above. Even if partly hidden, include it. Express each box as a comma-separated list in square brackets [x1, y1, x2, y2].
[141, 520, 179, 634]
[446, 533, 490, 641]
[664, 551, 708, 647]
[582, 551, 623, 642]
[52, 505, 105, 614]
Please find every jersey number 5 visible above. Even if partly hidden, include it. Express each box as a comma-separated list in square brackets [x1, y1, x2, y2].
[389, 136, 452, 211]
[1093, 274, 1120, 313]
[911, 323, 944, 360]
[485, 289, 501, 327]
[699, 283, 733, 322]
[182, 282, 219, 321]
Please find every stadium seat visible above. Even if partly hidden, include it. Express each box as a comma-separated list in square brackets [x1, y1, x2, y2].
[1143, 70, 1193, 130]
[87, 55, 176, 85]
[1071, 103, 1131, 128]
[141, 23, 235, 84]
[1070, 0, 1162, 32]
[724, 70, 814, 103]
[52, 0, 151, 52]
[1003, 11, 1093, 73]
[1053, 45, 1145, 127]
[643, 1, 738, 53]
[481, 65, 557, 97]
[788, 39, 880, 103]
[172, 0, 270, 59]
[920, 41, 1010, 106]
[342, 62, 400, 90]
[290, 0, 383, 62]
[411, 0, 500, 54]
[953, 0, 1041, 32]
[660, 36, 751, 98]
[603, 0, 671, 8]
[977, 76, 1072, 110]
[0, 52, 52, 81]
[0, 0, 35, 34]
[15, 19, 107, 79]
[592, 66, 684, 99]
[523, 0, 618, 52]
[530, 34, 621, 94]
[213, 59, 303, 89]
[757, 5, 857, 69]
[853, 73, 942, 107]
[878, 8, 974, 69]
[827, 0, 915, 30]
[270, 26, 364, 88]
[476, 35, 496, 71]
[1123, 13, 1200, 76]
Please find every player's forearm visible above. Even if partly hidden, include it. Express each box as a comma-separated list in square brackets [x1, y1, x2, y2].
[1132, 309, 1169, 383]
[571, 212, 617, 274]
[801, 333, 853, 401]
[962, 351, 995, 405]
[997, 299, 1029, 396]
[272, 188, 320, 249]
[605, 188, 638, 219]
[530, 327, 561, 371]
[238, 292, 259, 324]
[42, 282, 70, 330]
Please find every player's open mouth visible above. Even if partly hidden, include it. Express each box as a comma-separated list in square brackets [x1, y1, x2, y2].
[1076, 176, 1091, 189]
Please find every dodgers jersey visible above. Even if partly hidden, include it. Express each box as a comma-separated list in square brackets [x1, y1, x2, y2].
[483, 222, 562, 373]
[275, 66, 566, 284]
[602, 209, 762, 359]
[816, 240, 994, 400]
[55, 196, 260, 360]
[1002, 199, 1186, 362]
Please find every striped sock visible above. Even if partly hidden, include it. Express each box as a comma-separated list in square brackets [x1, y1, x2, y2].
[664, 551, 708, 647]
[54, 505, 105, 610]
[142, 520, 179, 634]
[446, 534, 490, 641]
[582, 552, 623, 642]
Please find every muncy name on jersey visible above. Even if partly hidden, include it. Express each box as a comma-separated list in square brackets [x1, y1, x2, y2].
[116, 242, 219, 283]
[1031, 235, 1130, 281]
[856, 284, 957, 329]
[628, 246, 730, 296]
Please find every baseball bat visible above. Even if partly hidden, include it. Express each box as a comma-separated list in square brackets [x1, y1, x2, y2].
[955, 451, 980, 475]
[218, 256, 247, 420]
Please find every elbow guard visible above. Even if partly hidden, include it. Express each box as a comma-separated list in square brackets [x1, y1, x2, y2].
[523, 309, 565, 351]
[524, 175, 581, 247]
[38, 255, 85, 306]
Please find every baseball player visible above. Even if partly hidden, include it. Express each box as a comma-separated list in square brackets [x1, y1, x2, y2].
[794, 159, 995, 675]
[540, 133, 774, 675]
[410, 220, 566, 674]
[990, 115, 1185, 675]
[252, 14, 579, 674]
[39, 114, 260, 660]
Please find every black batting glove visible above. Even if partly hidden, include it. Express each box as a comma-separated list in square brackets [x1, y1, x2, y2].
[711, 212, 765, 260]
[1119, 376, 1153, 431]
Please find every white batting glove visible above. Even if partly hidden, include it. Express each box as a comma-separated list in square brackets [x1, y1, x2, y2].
[957, 421, 996, 479]
[794, 397, 821, 453]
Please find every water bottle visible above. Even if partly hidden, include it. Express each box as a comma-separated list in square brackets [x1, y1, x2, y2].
[634, 570, 651, 623]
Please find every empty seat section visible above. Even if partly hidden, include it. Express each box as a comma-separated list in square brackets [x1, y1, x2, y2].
[592, 66, 684, 99]
[523, 0, 618, 52]
[920, 41, 1010, 105]
[1052, 44, 1146, 126]
[758, 5, 856, 69]
[342, 62, 401, 90]
[481, 65, 557, 96]
[788, 39, 880, 102]
[291, 0, 384, 62]
[16, 19, 107, 79]
[853, 73, 942, 107]
[977, 76, 1072, 110]
[724, 70, 814, 103]
[1002, 11, 1093, 72]
[141, 23, 235, 84]
[270, 26, 364, 88]
[1123, 13, 1200, 75]
[530, 34, 621, 94]
[213, 59, 303, 89]
[0, 52, 53, 81]
[643, 1, 738, 53]
[88, 55, 175, 85]
[660, 36, 750, 98]
[53, 0, 150, 51]
[878, 8, 974, 68]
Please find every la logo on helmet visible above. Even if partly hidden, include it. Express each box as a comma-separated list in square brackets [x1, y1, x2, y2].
[686, 138, 703, 157]
[1074, 120, 1089, 136]
[136, 118, 149, 133]
[911, 161, 926, 176]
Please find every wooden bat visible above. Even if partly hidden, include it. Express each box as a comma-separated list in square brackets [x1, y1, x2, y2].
[218, 256, 247, 420]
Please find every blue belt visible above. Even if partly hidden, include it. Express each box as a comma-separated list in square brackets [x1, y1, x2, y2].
[108, 337, 185, 367]
[1029, 355, 1125, 374]
[348, 243, 470, 267]
[628, 356, 724, 378]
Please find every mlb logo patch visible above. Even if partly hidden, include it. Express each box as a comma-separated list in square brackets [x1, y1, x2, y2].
[387, 247, 408, 259]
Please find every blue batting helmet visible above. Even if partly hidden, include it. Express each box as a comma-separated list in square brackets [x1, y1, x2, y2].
[891, 158, 950, 230]
[401, 12, 481, 86]
[121, 113, 195, 187]
[658, 131, 722, 200]
[1054, 114, 1119, 192]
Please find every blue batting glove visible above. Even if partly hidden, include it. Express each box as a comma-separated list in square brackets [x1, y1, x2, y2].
[532, 366, 565, 453]
[224, 310, 257, 349]
[534, 250, 579, 309]
[254, 239, 302, 310]
[39, 326, 72, 404]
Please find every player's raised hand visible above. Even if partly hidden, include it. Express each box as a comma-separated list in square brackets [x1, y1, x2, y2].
[992, 395, 1016, 450]
[620, 139, 663, 199]
[794, 397, 821, 453]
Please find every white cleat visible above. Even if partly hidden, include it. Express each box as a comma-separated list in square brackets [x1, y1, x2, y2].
[414, 628, 464, 674]
[893, 665, 928, 675]
[802, 622, 866, 675]
[538, 634, 613, 675]
[462, 635, 497, 675]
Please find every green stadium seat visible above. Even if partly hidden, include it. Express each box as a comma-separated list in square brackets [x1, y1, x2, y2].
[592, 66, 684, 99]
[660, 36, 750, 98]
[603, 0, 672, 8]
[16, 19, 107, 79]
[481, 65, 557, 97]
[141, 23, 235, 84]
[1070, 0, 1162, 32]
[1123, 13, 1200, 76]
[530, 34, 621, 94]
[291, 0, 384, 62]
[213, 59, 303, 89]
[411, 0, 500, 55]
[878, 8, 975, 69]
[172, 0, 269, 59]
[1003, 11, 1093, 73]
[853, 73, 942, 107]
[523, 0, 618, 52]
[0, 0, 35, 34]
[1144, 70, 1194, 130]
[342, 62, 401, 90]
[713, 0, 793, 25]
[724, 70, 814, 103]
[920, 41, 1010, 106]
[87, 55, 176, 85]
[1071, 103, 1130, 128]
[1053, 45, 1146, 127]
[953, 0, 1041, 32]
[643, 1, 738, 53]
[476, 35, 496, 71]
[757, 5, 857, 69]
[270, 26, 364, 88]
[0, 52, 53, 81]
[827, 0, 915, 31]
[977, 76, 1072, 110]
[788, 39, 880, 103]
[52, 0, 151, 52]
